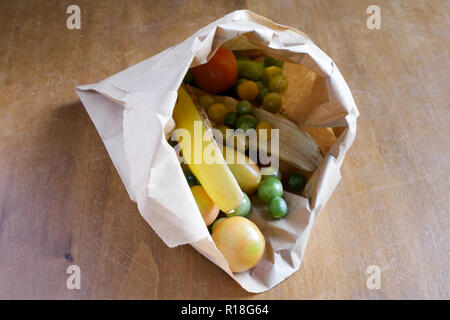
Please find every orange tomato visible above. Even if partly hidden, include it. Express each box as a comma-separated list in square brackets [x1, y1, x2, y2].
[212, 216, 265, 273]
[190, 185, 220, 226]
[192, 46, 238, 93]
[237, 80, 258, 101]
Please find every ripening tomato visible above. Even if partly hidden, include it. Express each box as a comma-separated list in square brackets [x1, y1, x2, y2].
[192, 46, 238, 93]
[212, 216, 265, 273]
[190, 185, 220, 226]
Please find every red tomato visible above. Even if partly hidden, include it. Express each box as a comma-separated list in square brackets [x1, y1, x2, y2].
[192, 46, 238, 93]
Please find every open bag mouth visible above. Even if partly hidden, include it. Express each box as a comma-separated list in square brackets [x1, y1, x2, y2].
[76, 9, 359, 293]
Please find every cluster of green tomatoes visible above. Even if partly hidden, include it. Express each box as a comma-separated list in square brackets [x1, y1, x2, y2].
[257, 167, 307, 219]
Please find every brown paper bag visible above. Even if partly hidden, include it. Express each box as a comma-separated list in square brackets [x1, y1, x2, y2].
[76, 10, 359, 293]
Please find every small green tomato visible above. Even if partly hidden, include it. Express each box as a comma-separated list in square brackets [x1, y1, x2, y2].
[264, 56, 284, 68]
[236, 100, 253, 115]
[235, 114, 258, 132]
[224, 112, 239, 129]
[227, 193, 251, 217]
[286, 172, 307, 192]
[269, 196, 288, 219]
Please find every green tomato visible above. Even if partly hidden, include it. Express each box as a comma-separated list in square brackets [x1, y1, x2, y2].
[286, 172, 307, 192]
[236, 100, 253, 115]
[262, 66, 283, 86]
[257, 177, 283, 203]
[269, 196, 288, 218]
[269, 75, 288, 93]
[224, 112, 239, 129]
[263, 92, 282, 113]
[256, 85, 269, 105]
[184, 170, 199, 187]
[237, 60, 264, 81]
[235, 114, 258, 132]
[261, 167, 282, 181]
[199, 95, 215, 110]
[264, 56, 284, 68]
[234, 54, 251, 61]
[211, 217, 227, 233]
[227, 193, 251, 217]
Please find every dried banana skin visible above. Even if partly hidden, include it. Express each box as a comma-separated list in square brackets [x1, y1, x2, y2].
[252, 108, 323, 172]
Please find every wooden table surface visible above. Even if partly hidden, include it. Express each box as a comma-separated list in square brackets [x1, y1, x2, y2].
[0, 0, 448, 300]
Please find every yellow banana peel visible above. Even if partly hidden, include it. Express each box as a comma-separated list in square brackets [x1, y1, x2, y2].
[172, 86, 243, 213]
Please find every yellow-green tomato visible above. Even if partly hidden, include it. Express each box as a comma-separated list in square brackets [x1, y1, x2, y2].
[262, 66, 282, 86]
[268, 75, 288, 93]
[190, 185, 220, 226]
[237, 60, 264, 81]
[207, 103, 228, 124]
[262, 92, 282, 113]
[199, 95, 215, 110]
[221, 145, 262, 195]
[212, 216, 265, 273]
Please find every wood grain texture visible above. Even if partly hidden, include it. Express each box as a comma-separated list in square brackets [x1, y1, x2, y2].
[0, 0, 448, 299]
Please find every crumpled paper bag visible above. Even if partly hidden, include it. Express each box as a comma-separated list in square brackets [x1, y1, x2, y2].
[76, 9, 359, 293]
